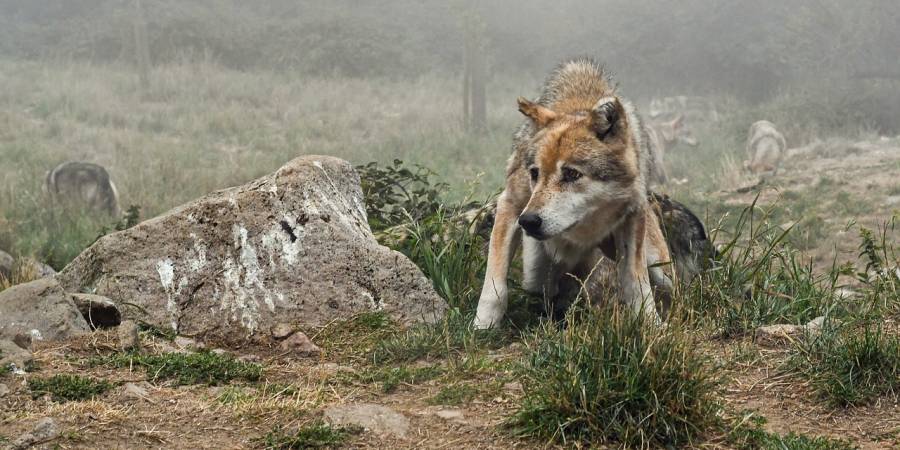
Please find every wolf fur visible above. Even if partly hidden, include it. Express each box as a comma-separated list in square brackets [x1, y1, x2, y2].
[44, 161, 121, 216]
[744, 120, 786, 174]
[473, 59, 673, 329]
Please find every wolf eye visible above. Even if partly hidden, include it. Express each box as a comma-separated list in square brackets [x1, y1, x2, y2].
[529, 167, 539, 182]
[561, 167, 582, 183]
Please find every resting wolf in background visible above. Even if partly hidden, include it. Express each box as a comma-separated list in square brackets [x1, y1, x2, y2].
[44, 161, 121, 216]
[744, 120, 786, 174]
[473, 59, 674, 329]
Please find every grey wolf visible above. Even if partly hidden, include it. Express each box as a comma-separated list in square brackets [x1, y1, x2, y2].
[744, 120, 786, 174]
[473, 59, 673, 329]
[44, 161, 121, 216]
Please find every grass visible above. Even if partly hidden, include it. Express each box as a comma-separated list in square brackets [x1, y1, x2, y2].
[348, 365, 444, 394]
[677, 197, 844, 336]
[28, 374, 113, 402]
[261, 421, 361, 449]
[728, 414, 856, 450]
[428, 383, 483, 406]
[789, 321, 900, 406]
[509, 304, 721, 448]
[94, 350, 262, 386]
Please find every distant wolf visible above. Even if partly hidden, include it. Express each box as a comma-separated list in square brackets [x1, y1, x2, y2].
[44, 161, 121, 216]
[473, 59, 675, 329]
[644, 115, 699, 185]
[744, 120, 786, 174]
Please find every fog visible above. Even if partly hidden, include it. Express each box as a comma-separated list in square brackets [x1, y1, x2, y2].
[2, 0, 899, 101]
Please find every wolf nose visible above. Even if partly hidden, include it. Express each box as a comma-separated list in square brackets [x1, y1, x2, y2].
[518, 213, 543, 234]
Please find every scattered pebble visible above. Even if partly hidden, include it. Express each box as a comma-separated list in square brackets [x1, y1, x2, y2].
[279, 331, 321, 357]
[117, 320, 141, 351]
[13, 417, 59, 449]
[324, 403, 409, 438]
[271, 323, 295, 340]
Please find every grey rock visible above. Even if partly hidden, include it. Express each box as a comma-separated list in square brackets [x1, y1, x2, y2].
[324, 403, 410, 438]
[279, 331, 321, 357]
[13, 417, 59, 449]
[755, 324, 803, 345]
[271, 323, 295, 340]
[0, 339, 33, 370]
[434, 409, 465, 422]
[174, 336, 204, 351]
[121, 382, 151, 400]
[0, 383, 8, 397]
[71, 293, 121, 329]
[0, 278, 89, 342]
[805, 316, 826, 332]
[56, 156, 445, 348]
[117, 320, 141, 351]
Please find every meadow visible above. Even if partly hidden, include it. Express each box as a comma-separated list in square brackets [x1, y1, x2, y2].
[1, 58, 899, 448]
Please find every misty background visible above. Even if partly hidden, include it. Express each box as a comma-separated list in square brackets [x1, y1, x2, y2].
[2, 1, 899, 106]
[1, 0, 899, 269]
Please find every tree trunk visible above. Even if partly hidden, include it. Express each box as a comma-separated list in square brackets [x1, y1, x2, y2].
[133, 0, 151, 92]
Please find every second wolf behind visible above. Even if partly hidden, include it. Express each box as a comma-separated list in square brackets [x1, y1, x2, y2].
[744, 120, 786, 174]
[44, 161, 121, 216]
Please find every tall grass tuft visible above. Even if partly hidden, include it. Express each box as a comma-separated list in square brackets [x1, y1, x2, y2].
[510, 304, 721, 448]
[789, 321, 900, 407]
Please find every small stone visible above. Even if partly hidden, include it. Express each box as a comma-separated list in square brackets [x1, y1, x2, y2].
[805, 316, 826, 331]
[755, 324, 803, 345]
[175, 336, 204, 350]
[0, 383, 9, 397]
[121, 382, 151, 400]
[271, 323, 295, 340]
[117, 320, 140, 351]
[324, 403, 409, 438]
[434, 409, 465, 422]
[279, 331, 321, 357]
[12, 332, 32, 350]
[503, 382, 523, 393]
[0, 339, 33, 371]
[315, 362, 356, 375]
[211, 348, 229, 356]
[13, 417, 59, 449]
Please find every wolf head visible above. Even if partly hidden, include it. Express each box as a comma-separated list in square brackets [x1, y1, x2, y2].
[516, 96, 641, 240]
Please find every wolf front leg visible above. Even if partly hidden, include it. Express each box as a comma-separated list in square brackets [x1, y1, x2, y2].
[614, 208, 661, 323]
[473, 194, 523, 329]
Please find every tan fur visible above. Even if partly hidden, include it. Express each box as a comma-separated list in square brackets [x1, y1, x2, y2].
[474, 59, 671, 329]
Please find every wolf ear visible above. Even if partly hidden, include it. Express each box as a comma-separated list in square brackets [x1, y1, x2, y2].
[668, 114, 684, 130]
[517, 97, 557, 128]
[590, 97, 626, 140]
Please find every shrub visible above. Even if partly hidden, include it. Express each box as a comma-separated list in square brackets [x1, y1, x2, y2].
[28, 374, 113, 402]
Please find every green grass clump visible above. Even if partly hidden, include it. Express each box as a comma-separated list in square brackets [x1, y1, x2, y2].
[728, 414, 856, 449]
[679, 197, 841, 336]
[789, 322, 900, 406]
[428, 383, 482, 406]
[28, 374, 113, 402]
[97, 350, 262, 386]
[261, 421, 361, 449]
[510, 305, 721, 448]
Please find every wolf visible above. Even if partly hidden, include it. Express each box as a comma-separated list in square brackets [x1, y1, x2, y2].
[744, 120, 786, 174]
[44, 162, 121, 216]
[473, 59, 674, 329]
[644, 115, 698, 185]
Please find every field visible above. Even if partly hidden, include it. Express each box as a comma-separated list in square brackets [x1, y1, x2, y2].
[1, 59, 899, 449]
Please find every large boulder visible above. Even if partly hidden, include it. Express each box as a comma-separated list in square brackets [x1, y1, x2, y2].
[0, 250, 13, 280]
[0, 278, 90, 342]
[57, 156, 445, 345]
